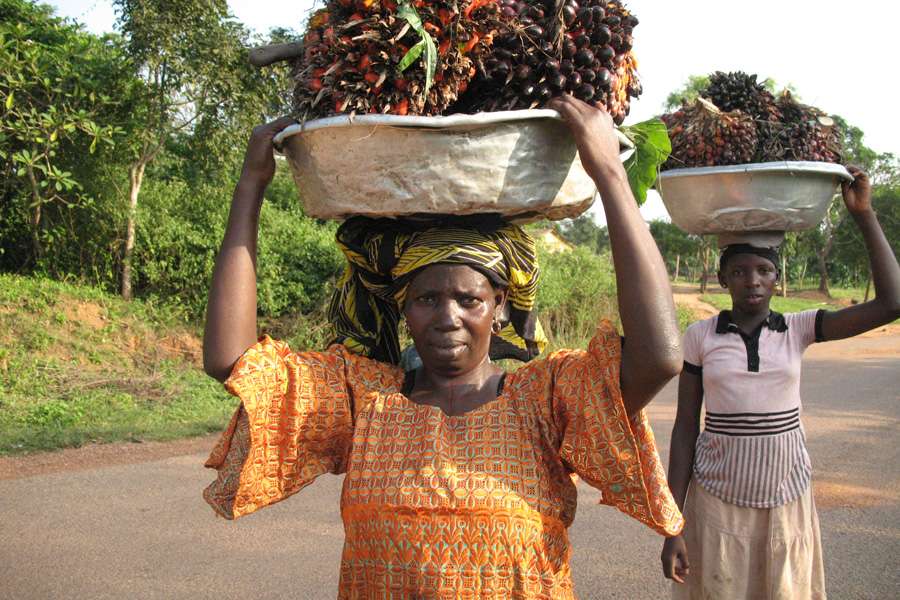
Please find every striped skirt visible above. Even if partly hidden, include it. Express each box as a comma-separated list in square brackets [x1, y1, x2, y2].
[672, 483, 826, 600]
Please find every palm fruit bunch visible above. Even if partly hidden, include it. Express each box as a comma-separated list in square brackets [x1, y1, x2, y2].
[763, 91, 842, 162]
[661, 98, 758, 169]
[292, 0, 502, 118]
[704, 71, 782, 123]
[703, 70, 783, 163]
[662, 71, 843, 170]
[451, 0, 642, 124]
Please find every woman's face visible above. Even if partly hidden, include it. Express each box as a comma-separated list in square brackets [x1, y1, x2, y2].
[403, 264, 506, 376]
[718, 253, 778, 314]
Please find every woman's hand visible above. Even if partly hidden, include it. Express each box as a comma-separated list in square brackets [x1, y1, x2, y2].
[547, 95, 624, 187]
[661, 535, 691, 584]
[238, 116, 297, 190]
[841, 165, 873, 216]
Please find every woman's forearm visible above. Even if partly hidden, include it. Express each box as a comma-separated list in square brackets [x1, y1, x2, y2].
[590, 162, 682, 410]
[524, 96, 680, 412]
[595, 164, 681, 363]
[202, 180, 266, 382]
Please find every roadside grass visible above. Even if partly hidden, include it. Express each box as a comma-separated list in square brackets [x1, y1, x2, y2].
[699, 291, 851, 314]
[828, 286, 871, 303]
[0, 274, 234, 455]
[3, 263, 798, 456]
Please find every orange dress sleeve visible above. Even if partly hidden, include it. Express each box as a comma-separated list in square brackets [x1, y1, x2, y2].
[551, 321, 684, 536]
[202, 336, 355, 519]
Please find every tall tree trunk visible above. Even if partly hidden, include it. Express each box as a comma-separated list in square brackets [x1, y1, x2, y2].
[781, 254, 788, 297]
[816, 251, 830, 296]
[674, 254, 681, 282]
[121, 160, 147, 301]
[864, 271, 872, 302]
[25, 163, 43, 260]
[699, 245, 711, 293]
[815, 208, 844, 298]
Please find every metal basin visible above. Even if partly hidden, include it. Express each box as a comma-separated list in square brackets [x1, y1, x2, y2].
[274, 110, 633, 223]
[657, 161, 853, 234]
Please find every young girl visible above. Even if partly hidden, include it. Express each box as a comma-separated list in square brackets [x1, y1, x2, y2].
[660, 166, 900, 599]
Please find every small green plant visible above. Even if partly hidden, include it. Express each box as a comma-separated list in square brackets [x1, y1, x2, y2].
[25, 400, 84, 429]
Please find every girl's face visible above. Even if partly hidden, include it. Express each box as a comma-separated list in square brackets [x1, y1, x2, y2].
[718, 253, 778, 314]
[403, 264, 506, 377]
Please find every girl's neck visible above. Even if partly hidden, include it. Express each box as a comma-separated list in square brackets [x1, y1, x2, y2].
[730, 305, 771, 333]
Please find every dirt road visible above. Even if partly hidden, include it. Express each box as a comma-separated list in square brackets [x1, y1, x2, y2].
[2, 331, 898, 600]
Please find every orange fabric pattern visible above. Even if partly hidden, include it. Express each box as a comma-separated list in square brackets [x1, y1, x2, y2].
[204, 321, 683, 599]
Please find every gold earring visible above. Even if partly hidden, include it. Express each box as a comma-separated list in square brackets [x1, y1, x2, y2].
[491, 320, 502, 334]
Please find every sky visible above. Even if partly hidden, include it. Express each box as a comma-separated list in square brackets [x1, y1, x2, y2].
[48, 0, 900, 223]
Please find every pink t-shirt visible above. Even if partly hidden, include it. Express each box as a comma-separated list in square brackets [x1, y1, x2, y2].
[683, 309, 824, 508]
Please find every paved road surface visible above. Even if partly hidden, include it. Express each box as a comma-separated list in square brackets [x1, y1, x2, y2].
[1, 333, 898, 599]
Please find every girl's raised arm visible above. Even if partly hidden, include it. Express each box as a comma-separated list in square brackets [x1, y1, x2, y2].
[820, 167, 900, 341]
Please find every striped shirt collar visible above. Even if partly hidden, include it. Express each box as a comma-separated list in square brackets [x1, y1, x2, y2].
[715, 310, 788, 334]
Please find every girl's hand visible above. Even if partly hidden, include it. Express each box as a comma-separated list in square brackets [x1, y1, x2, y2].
[239, 116, 297, 189]
[661, 534, 691, 584]
[547, 95, 622, 181]
[841, 166, 873, 216]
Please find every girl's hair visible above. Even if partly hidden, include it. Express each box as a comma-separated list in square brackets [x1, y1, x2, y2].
[718, 244, 780, 275]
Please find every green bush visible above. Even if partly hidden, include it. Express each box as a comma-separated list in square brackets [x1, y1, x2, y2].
[131, 172, 343, 320]
[257, 204, 343, 317]
[131, 178, 225, 318]
[536, 245, 618, 349]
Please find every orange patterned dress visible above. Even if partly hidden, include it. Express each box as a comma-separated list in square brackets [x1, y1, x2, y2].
[204, 321, 683, 599]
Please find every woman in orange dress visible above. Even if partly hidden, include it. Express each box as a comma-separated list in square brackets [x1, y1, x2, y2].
[202, 96, 685, 599]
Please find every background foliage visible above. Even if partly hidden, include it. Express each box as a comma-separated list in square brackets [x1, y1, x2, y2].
[0, 2, 897, 454]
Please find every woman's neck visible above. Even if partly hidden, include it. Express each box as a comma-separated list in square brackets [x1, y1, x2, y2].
[409, 359, 503, 415]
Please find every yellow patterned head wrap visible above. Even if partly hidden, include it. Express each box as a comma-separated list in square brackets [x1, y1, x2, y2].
[328, 216, 547, 365]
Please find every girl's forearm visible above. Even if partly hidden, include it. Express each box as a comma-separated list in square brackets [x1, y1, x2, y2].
[667, 426, 699, 511]
[855, 210, 900, 313]
[202, 181, 265, 382]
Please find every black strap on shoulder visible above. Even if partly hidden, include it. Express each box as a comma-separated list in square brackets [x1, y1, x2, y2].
[814, 309, 826, 343]
[683, 361, 702, 375]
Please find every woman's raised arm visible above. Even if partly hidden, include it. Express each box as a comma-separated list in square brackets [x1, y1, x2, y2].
[549, 96, 682, 415]
[203, 117, 296, 382]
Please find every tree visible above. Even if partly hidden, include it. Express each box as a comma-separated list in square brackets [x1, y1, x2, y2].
[663, 75, 710, 112]
[648, 220, 700, 281]
[556, 214, 609, 254]
[696, 235, 716, 293]
[113, 0, 279, 299]
[0, 0, 125, 261]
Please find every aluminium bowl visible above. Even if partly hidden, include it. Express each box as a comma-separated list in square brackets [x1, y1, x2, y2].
[274, 110, 633, 223]
[657, 161, 853, 235]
